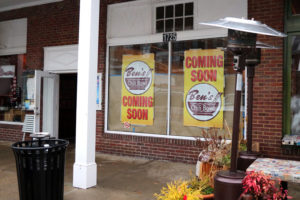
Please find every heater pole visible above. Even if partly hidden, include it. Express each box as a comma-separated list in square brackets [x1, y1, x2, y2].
[230, 72, 243, 172]
[246, 66, 255, 152]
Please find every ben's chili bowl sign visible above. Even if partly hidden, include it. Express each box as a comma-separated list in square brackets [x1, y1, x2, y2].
[123, 61, 153, 95]
[186, 83, 222, 121]
[184, 49, 224, 128]
[121, 54, 155, 126]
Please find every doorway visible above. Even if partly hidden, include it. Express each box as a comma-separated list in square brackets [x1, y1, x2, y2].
[58, 74, 77, 142]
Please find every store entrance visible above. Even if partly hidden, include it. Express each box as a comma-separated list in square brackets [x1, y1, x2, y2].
[58, 74, 77, 142]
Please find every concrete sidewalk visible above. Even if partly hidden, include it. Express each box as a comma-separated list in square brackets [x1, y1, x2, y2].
[1, 141, 299, 200]
[0, 141, 194, 200]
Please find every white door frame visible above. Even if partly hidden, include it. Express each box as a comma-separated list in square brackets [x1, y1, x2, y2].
[34, 70, 59, 136]
[43, 44, 79, 138]
[42, 70, 77, 138]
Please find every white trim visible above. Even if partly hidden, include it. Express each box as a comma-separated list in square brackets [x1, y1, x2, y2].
[167, 41, 171, 135]
[105, 130, 232, 142]
[107, 29, 227, 46]
[44, 69, 77, 74]
[0, 121, 24, 125]
[0, 47, 26, 56]
[44, 44, 78, 72]
[0, 0, 63, 13]
[155, 0, 196, 7]
[104, 47, 110, 134]
[108, 0, 196, 9]
[106, 130, 195, 140]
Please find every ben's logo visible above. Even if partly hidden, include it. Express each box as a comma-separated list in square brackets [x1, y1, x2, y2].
[124, 61, 153, 95]
[186, 83, 222, 121]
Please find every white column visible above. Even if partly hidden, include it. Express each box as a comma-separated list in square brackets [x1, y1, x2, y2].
[73, 0, 100, 189]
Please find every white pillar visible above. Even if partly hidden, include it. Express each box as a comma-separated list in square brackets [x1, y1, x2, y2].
[73, 0, 100, 189]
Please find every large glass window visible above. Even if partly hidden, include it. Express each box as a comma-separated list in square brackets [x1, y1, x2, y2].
[108, 43, 169, 135]
[0, 55, 26, 122]
[290, 35, 300, 135]
[170, 39, 239, 138]
[107, 38, 245, 138]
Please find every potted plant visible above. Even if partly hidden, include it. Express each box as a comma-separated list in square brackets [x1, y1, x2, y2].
[196, 127, 232, 184]
[240, 171, 292, 200]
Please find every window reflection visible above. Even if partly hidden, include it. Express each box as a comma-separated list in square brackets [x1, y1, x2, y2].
[291, 36, 300, 134]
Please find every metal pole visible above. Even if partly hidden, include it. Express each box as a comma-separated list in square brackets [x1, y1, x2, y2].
[230, 72, 243, 172]
[167, 41, 172, 135]
[246, 66, 255, 152]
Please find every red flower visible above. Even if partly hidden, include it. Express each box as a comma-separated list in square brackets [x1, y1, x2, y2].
[183, 194, 187, 200]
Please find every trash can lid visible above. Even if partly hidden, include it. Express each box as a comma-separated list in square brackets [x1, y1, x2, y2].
[11, 139, 69, 150]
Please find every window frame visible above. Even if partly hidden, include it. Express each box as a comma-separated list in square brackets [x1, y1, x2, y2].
[154, 1, 195, 33]
[104, 33, 246, 140]
[283, 0, 300, 136]
[283, 33, 300, 136]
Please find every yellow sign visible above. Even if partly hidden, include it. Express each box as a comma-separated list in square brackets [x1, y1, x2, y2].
[184, 49, 224, 128]
[121, 54, 154, 125]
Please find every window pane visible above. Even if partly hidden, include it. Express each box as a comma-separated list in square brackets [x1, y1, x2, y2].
[175, 18, 183, 31]
[156, 20, 164, 33]
[166, 5, 174, 18]
[165, 19, 174, 32]
[291, 0, 300, 15]
[291, 35, 300, 134]
[185, 17, 193, 30]
[170, 38, 244, 138]
[175, 4, 183, 17]
[0, 55, 25, 122]
[108, 43, 168, 135]
[185, 3, 193, 16]
[156, 6, 164, 19]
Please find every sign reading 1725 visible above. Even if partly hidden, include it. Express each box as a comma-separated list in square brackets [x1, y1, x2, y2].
[163, 32, 177, 43]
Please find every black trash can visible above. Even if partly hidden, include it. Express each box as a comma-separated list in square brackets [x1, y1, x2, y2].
[12, 139, 69, 200]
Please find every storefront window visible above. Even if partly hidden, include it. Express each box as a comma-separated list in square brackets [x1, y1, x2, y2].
[170, 39, 241, 138]
[0, 55, 26, 122]
[290, 35, 300, 135]
[108, 43, 169, 135]
[107, 38, 245, 138]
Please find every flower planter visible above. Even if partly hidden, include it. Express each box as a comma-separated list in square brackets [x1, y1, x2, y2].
[199, 193, 214, 200]
[241, 194, 253, 200]
[197, 161, 227, 179]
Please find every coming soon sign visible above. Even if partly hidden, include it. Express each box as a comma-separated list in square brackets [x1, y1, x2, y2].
[121, 54, 154, 126]
[184, 49, 224, 128]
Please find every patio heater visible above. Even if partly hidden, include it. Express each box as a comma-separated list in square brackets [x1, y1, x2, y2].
[238, 41, 280, 171]
[200, 17, 286, 200]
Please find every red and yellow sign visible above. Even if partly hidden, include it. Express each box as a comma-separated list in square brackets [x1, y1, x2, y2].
[184, 49, 224, 128]
[121, 54, 154, 125]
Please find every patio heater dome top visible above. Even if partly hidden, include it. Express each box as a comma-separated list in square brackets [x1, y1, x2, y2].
[200, 17, 287, 37]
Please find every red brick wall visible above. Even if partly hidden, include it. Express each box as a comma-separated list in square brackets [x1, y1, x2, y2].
[0, 0, 79, 141]
[0, 124, 23, 141]
[248, 0, 298, 160]
[1, 0, 298, 162]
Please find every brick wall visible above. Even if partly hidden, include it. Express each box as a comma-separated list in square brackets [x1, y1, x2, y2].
[0, 124, 23, 141]
[248, 0, 299, 160]
[0, 0, 298, 162]
[0, 0, 79, 141]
